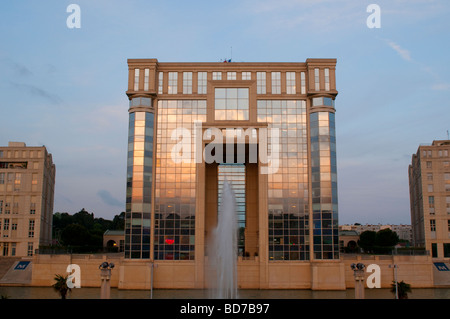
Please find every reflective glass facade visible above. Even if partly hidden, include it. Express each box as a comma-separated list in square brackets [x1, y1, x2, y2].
[154, 100, 206, 260]
[214, 88, 249, 121]
[310, 111, 339, 259]
[125, 58, 339, 265]
[257, 100, 310, 260]
[125, 109, 154, 258]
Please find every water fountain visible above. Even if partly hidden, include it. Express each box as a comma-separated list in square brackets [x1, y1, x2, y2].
[208, 180, 238, 299]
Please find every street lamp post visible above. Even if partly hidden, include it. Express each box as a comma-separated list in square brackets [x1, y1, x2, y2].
[150, 262, 158, 299]
[99, 262, 114, 299]
[389, 264, 399, 299]
[351, 263, 366, 299]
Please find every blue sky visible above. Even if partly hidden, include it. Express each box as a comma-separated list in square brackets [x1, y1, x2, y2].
[0, 0, 449, 224]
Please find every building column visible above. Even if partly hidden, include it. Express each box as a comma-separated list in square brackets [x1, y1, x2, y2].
[309, 97, 339, 260]
[125, 96, 155, 259]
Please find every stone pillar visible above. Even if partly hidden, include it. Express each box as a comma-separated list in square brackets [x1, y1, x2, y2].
[351, 263, 366, 299]
[100, 268, 111, 299]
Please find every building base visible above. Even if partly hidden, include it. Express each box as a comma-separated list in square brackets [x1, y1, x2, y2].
[23, 253, 446, 290]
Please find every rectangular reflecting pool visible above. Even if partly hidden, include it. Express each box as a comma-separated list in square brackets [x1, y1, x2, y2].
[0, 287, 449, 299]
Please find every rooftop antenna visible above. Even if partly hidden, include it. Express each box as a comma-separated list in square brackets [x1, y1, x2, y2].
[220, 47, 233, 63]
[447, 130, 449, 140]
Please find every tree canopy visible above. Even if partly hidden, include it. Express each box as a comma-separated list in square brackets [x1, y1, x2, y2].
[376, 228, 400, 247]
[52, 209, 124, 253]
[358, 228, 400, 254]
[358, 230, 377, 252]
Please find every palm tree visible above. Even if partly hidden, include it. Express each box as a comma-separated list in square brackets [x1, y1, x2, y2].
[52, 274, 71, 299]
[391, 280, 411, 299]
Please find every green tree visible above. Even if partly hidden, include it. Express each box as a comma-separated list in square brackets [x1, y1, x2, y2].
[52, 212, 74, 243]
[376, 228, 399, 247]
[111, 212, 125, 230]
[51, 209, 125, 253]
[358, 229, 400, 254]
[391, 280, 411, 299]
[358, 230, 377, 253]
[73, 208, 95, 229]
[53, 212, 74, 229]
[52, 274, 71, 299]
[60, 224, 91, 246]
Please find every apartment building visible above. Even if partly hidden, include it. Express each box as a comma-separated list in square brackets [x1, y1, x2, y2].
[409, 140, 450, 259]
[0, 142, 55, 256]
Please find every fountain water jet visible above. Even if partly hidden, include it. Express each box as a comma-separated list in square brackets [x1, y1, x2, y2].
[208, 180, 238, 299]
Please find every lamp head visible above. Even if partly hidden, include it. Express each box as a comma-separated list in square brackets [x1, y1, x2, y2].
[351, 263, 365, 271]
[99, 262, 109, 269]
[356, 263, 365, 270]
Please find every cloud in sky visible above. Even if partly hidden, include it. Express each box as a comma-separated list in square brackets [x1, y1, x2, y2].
[97, 190, 124, 208]
[431, 83, 450, 90]
[4, 58, 33, 77]
[381, 38, 450, 92]
[243, 0, 362, 35]
[9, 81, 63, 105]
[384, 39, 412, 62]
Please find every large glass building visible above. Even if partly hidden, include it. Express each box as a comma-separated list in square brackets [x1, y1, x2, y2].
[124, 58, 340, 288]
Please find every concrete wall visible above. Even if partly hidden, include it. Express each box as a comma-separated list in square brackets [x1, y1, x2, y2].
[30, 253, 438, 290]
[342, 254, 434, 289]
[31, 254, 122, 288]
